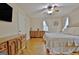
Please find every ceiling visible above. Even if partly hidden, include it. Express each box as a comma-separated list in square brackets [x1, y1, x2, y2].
[17, 3, 79, 19]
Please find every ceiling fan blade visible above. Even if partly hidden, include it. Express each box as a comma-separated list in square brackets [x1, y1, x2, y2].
[34, 3, 48, 14]
[33, 8, 47, 15]
[37, 8, 46, 12]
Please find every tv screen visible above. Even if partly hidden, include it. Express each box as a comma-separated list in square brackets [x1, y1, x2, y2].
[0, 3, 13, 22]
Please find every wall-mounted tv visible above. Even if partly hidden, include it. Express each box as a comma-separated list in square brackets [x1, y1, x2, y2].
[0, 3, 13, 22]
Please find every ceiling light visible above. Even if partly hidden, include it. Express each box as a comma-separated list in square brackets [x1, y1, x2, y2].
[47, 10, 53, 15]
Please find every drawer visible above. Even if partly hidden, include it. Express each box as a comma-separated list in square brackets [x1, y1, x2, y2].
[30, 31, 45, 38]
[0, 42, 7, 52]
[8, 39, 17, 55]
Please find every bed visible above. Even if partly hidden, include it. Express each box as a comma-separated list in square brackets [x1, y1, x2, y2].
[44, 27, 79, 54]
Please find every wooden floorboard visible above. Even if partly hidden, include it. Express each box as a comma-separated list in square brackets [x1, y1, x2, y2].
[22, 38, 47, 55]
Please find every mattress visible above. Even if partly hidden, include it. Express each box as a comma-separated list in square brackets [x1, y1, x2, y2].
[44, 32, 79, 39]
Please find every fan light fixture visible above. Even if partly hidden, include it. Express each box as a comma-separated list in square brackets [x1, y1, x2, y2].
[48, 10, 53, 14]
[47, 3, 60, 15]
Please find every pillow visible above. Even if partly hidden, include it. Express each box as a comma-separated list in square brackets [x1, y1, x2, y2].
[63, 27, 79, 36]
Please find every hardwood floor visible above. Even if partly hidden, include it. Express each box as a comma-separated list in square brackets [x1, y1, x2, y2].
[22, 38, 47, 55]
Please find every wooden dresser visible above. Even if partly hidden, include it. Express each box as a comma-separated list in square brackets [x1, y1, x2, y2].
[30, 29, 45, 38]
[8, 39, 17, 55]
[0, 34, 26, 55]
[0, 42, 8, 55]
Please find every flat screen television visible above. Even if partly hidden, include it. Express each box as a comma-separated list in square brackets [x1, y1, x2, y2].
[0, 3, 13, 22]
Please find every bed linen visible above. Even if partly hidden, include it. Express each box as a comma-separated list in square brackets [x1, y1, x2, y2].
[44, 32, 79, 54]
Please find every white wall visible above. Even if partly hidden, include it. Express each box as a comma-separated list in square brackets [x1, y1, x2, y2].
[45, 17, 63, 32]
[30, 7, 79, 32]
[17, 6, 30, 39]
[0, 3, 30, 39]
[30, 18, 43, 31]
[61, 7, 79, 35]
[0, 4, 18, 37]
[30, 17, 63, 32]
[25, 16, 30, 40]
[68, 7, 79, 27]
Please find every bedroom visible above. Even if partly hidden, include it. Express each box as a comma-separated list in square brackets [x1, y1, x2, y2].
[0, 3, 79, 55]
[21, 3, 79, 55]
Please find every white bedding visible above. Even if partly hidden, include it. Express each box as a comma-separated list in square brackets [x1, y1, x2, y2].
[44, 32, 79, 54]
[44, 32, 79, 47]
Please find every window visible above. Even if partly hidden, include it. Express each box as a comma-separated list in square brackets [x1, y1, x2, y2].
[43, 21, 48, 31]
[62, 17, 69, 31]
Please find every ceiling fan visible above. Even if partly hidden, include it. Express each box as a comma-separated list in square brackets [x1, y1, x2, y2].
[36, 3, 62, 15]
[47, 4, 60, 14]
